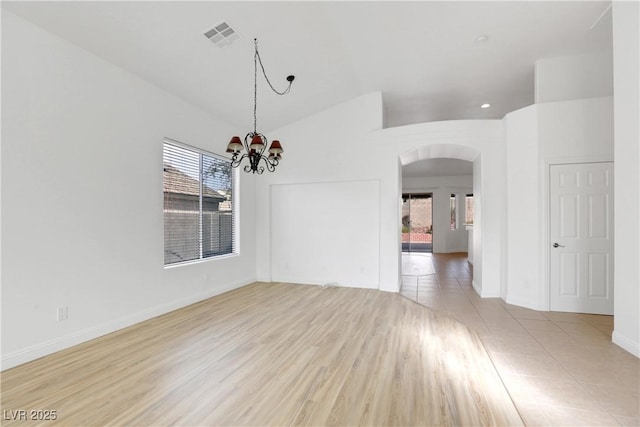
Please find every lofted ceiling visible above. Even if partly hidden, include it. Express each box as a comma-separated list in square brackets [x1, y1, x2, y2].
[3, 1, 612, 134]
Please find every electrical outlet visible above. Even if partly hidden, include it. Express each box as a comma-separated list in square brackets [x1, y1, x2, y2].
[56, 306, 69, 321]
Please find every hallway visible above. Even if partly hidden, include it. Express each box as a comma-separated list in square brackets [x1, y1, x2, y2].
[401, 252, 639, 426]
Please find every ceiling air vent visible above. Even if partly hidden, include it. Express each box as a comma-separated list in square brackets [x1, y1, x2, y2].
[204, 21, 240, 48]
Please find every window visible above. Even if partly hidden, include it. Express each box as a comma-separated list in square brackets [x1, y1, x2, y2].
[450, 194, 457, 230]
[163, 140, 235, 266]
[465, 194, 474, 225]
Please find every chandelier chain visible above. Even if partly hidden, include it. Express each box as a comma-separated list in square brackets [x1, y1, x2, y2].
[254, 39, 293, 97]
[227, 38, 294, 174]
[253, 38, 293, 133]
[254, 41, 257, 134]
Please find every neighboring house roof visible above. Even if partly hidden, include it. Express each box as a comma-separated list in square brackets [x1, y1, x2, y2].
[163, 163, 226, 202]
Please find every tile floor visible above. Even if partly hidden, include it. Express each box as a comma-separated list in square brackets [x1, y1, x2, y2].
[400, 252, 640, 427]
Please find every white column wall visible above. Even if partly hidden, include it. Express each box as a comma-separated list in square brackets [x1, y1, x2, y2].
[535, 51, 614, 103]
[504, 105, 542, 308]
[612, 1, 640, 357]
[473, 157, 483, 292]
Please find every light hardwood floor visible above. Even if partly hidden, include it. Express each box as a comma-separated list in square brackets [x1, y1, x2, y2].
[401, 252, 640, 427]
[1, 281, 523, 426]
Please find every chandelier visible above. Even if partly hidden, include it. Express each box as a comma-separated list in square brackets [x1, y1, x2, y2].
[226, 38, 295, 174]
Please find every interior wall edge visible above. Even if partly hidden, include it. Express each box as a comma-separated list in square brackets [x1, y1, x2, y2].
[505, 294, 547, 312]
[612, 331, 640, 358]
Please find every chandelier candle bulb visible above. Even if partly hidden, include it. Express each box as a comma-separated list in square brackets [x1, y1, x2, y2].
[269, 140, 283, 154]
[250, 135, 264, 150]
[227, 136, 243, 153]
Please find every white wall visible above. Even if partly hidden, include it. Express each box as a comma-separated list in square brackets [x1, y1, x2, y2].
[612, 1, 640, 357]
[535, 51, 613, 103]
[538, 97, 614, 159]
[270, 180, 380, 288]
[382, 120, 506, 297]
[504, 97, 614, 311]
[255, 93, 504, 296]
[382, 124, 505, 298]
[375, 121, 503, 297]
[1, 11, 257, 369]
[255, 93, 386, 287]
[473, 157, 483, 289]
[402, 174, 472, 253]
[505, 104, 541, 308]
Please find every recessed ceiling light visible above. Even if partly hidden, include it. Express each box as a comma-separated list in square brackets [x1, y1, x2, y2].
[481, 103, 491, 109]
[475, 35, 489, 43]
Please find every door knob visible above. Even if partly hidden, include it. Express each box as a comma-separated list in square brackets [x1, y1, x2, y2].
[553, 243, 565, 248]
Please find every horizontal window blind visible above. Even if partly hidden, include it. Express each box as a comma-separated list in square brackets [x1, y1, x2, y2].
[163, 140, 235, 265]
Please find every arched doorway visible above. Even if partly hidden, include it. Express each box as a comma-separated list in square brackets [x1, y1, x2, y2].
[372, 119, 505, 297]
[398, 144, 482, 295]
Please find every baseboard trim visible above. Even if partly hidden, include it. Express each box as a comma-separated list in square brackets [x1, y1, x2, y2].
[473, 280, 501, 298]
[505, 295, 547, 311]
[472, 279, 481, 296]
[0, 278, 253, 371]
[612, 330, 640, 358]
[481, 289, 502, 298]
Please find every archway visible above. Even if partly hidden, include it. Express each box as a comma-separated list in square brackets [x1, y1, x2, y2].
[371, 119, 505, 296]
[398, 143, 482, 295]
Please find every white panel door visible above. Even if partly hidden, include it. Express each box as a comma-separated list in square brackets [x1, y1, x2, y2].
[549, 162, 614, 314]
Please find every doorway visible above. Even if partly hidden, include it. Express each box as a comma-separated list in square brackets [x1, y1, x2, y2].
[549, 162, 614, 315]
[402, 193, 433, 253]
[397, 143, 486, 296]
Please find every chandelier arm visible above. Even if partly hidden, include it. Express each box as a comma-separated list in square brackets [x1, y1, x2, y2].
[248, 162, 265, 174]
[231, 152, 249, 169]
[259, 154, 278, 173]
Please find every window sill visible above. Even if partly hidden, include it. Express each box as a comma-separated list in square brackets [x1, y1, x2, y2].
[163, 252, 239, 269]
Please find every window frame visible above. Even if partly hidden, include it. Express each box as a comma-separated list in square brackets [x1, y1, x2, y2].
[162, 138, 238, 267]
[450, 193, 457, 230]
[465, 193, 474, 225]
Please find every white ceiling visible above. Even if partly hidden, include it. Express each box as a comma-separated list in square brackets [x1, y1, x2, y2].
[402, 158, 473, 179]
[3, 1, 612, 133]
